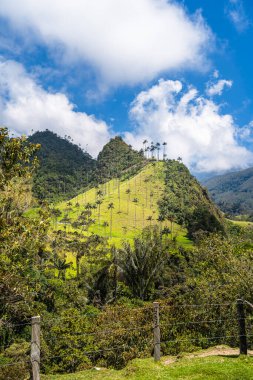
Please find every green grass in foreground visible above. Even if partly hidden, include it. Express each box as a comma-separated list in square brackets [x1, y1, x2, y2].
[42, 355, 253, 380]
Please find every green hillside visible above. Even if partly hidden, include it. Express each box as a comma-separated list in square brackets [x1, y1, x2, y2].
[54, 162, 190, 247]
[203, 167, 253, 217]
[159, 160, 224, 239]
[28, 130, 96, 202]
[49, 159, 224, 251]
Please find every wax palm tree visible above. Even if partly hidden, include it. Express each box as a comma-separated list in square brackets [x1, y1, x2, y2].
[67, 240, 86, 278]
[125, 188, 131, 214]
[96, 199, 103, 224]
[108, 202, 114, 238]
[150, 191, 154, 208]
[49, 253, 72, 280]
[51, 208, 61, 229]
[85, 202, 92, 212]
[145, 146, 150, 159]
[133, 198, 139, 228]
[103, 221, 109, 237]
[143, 139, 148, 157]
[117, 179, 121, 212]
[156, 142, 161, 160]
[91, 203, 97, 217]
[157, 215, 165, 230]
[150, 142, 155, 159]
[144, 178, 149, 207]
[142, 203, 145, 228]
[162, 142, 167, 160]
[96, 189, 103, 199]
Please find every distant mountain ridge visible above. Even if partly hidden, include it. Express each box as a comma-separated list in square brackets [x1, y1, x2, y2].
[203, 167, 253, 216]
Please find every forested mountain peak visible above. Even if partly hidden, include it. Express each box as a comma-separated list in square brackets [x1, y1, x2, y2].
[28, 130, 96, 201]
[96, 136, 146, 182]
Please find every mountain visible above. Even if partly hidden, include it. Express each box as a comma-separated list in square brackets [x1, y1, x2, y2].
[203, 167, 253, 217]
[50, 160, 224, 246]
[28, 132, 146, 202]
[28, 130, 96, 202]
[95, 136, 146, 182]
[28, 131, 224, 238]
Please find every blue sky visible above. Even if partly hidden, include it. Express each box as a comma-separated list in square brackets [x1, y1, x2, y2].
[0, 0, 253, 173]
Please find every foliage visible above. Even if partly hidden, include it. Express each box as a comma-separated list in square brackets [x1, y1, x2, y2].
[28, 130, 96, 202]
[3, 127, 253, 379]
[118, 227, 172, 300]
[158, 160, 224, 239]
[95, 136, 146, 183]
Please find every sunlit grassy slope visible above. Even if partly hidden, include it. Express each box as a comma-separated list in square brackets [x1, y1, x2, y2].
[230, 220, 253, 227]
[54, 162, 191, 247]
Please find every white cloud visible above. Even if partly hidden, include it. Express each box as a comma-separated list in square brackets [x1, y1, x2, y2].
[237, 121, 253, 142]
[213, 70, 219, 79]
[0, 0, 212, 85]
[125, 79, 253, 172]
[0, 60, 111, 157]
[206, 79, 233, 96]
[226, 0, 250, 32]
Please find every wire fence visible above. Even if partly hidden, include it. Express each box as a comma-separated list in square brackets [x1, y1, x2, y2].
[1, 299, 253, 378]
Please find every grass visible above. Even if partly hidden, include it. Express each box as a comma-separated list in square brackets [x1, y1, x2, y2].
[230, 220, 253, 227]
[41, 354, 253, 380]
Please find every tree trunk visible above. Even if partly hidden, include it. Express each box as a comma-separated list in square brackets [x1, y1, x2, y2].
[110, 210, 113, 238]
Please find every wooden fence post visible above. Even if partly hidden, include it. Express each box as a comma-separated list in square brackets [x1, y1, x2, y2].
[237, 299, 247, 355]
[153, 302, 160, 361]
[31, 316, 41, 380]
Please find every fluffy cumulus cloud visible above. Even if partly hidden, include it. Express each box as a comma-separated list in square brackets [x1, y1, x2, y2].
[125, 79, 253, 172]
[206, 79, 233, 96]
[0, 0, 212, 85]
[0, 60, 111, 156]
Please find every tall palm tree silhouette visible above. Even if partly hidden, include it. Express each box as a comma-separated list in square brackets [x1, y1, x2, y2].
[162, 142, 167, 160]
[108, 202, 114, 238]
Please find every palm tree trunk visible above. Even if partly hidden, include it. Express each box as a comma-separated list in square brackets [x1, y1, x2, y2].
[110, 210, 113, 238]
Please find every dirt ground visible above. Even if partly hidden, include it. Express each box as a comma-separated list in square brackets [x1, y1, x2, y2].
[164, 345, 253, 365]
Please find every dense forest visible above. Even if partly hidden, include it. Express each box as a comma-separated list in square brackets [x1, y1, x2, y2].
[28, 130, 96, 202]
[28, 132, 146, 203]
[1, 127, 253, 379]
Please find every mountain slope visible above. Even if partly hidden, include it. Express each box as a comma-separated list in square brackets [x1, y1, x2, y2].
[28, 130, 96, 201]
[51, 161, 224, 247]
[203, 167, 253, 216]
[159, 160, 224, 238]
[54, 162, 184, 246]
